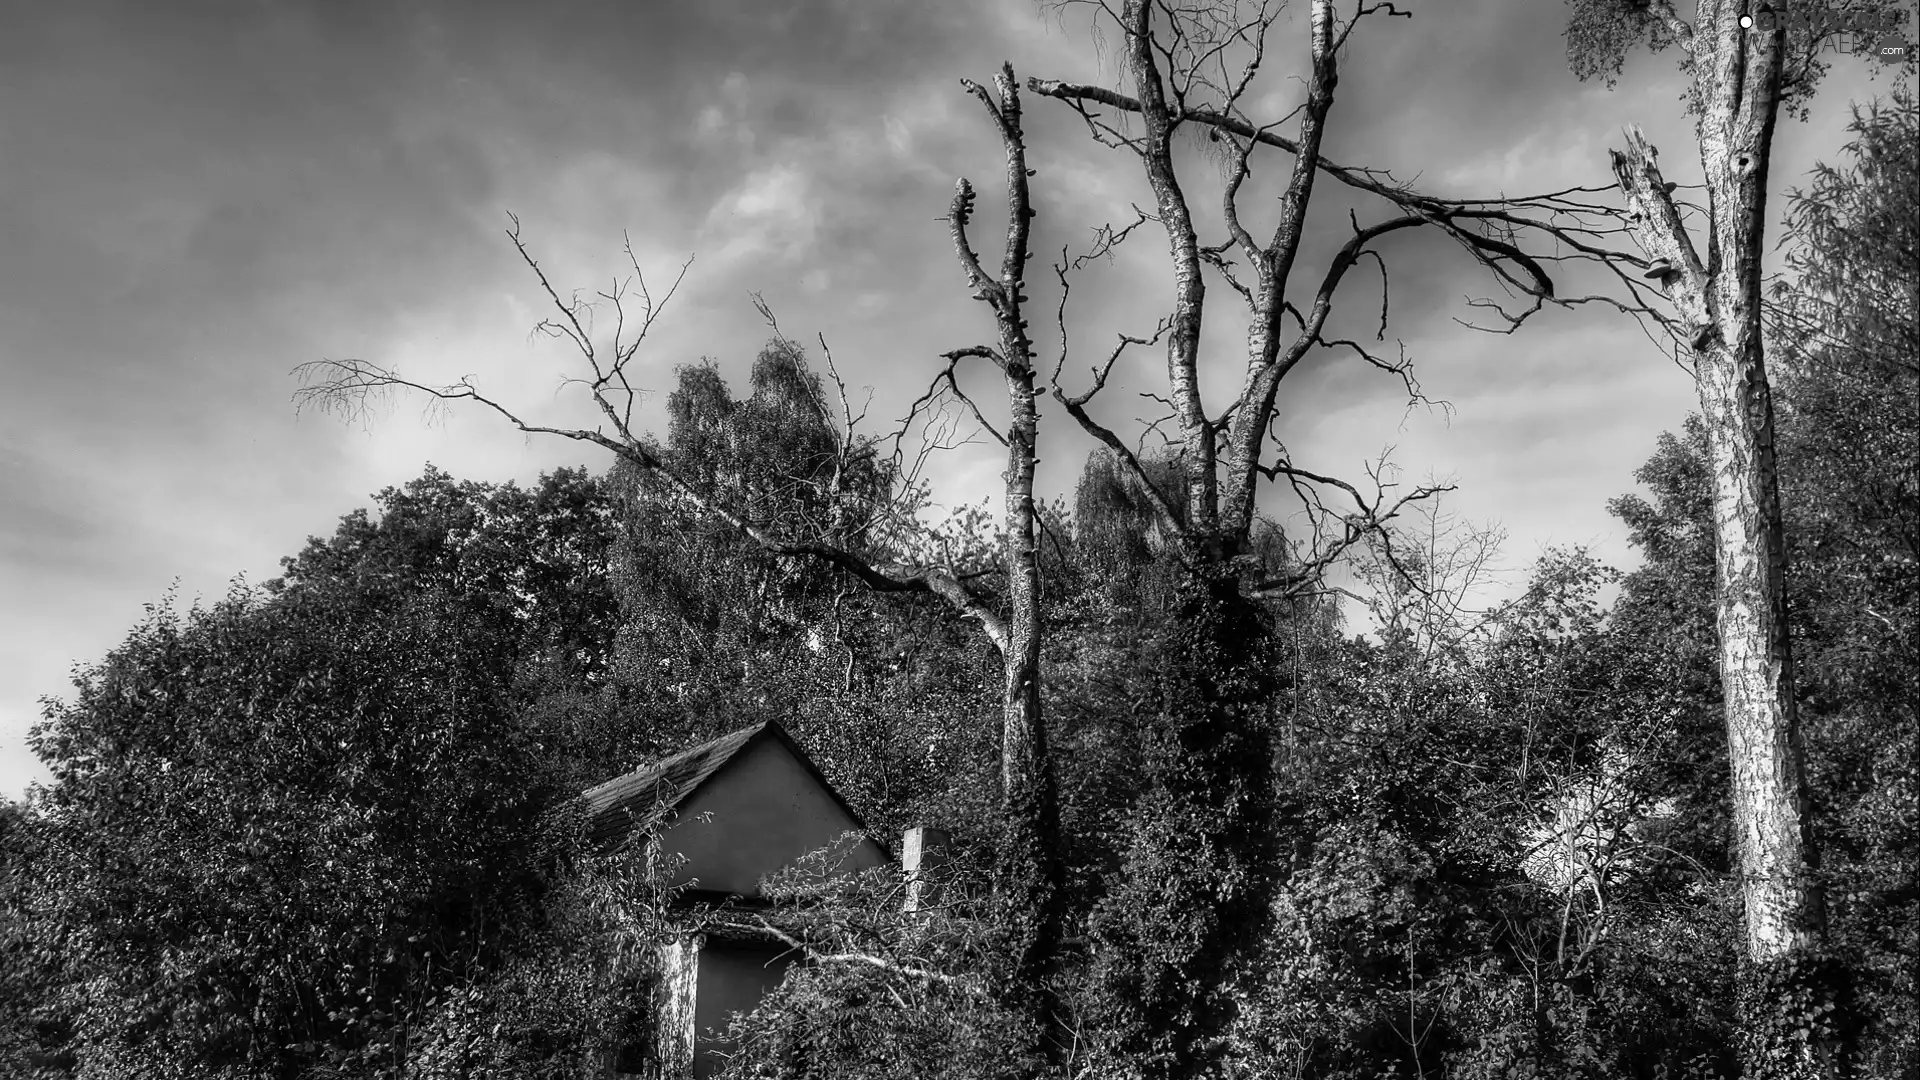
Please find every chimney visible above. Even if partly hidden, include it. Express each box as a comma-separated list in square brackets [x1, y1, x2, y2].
[901, 826, 950, 916]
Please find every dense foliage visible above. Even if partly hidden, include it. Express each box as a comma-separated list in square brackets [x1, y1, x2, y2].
[1767, 88, 1919, 1078]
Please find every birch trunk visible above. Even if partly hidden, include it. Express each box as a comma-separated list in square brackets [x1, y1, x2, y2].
[1122, 0, 1219, 547]
[1607, 2, 1843, 1072]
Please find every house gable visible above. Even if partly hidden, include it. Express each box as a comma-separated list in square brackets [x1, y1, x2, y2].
[581, 722, 886, 899]
[662, 731, 884, 896]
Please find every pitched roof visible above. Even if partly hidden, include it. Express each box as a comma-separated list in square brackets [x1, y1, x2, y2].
[581, 722, 765, 851]
[579, 720, 881, 857]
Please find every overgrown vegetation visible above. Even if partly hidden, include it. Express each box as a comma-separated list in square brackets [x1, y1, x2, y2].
[2, 17, 1912, 1080]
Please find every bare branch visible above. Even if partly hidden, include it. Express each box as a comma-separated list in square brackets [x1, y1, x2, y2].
[710, 917, 990, 997]
[295, 230, 1013, 651]
[946, 178, 1004, 309]
[1049, 384, 1187, 532]
[1199, 241, 1255, 305]
[1051, 209, 1154, 387]
[934, 349, 1013, 446]
[1027, 71, 1674, 339]
[1247, 453, 1454, 602]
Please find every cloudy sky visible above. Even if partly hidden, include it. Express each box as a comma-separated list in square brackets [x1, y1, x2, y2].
[2, 0, 1909, 797]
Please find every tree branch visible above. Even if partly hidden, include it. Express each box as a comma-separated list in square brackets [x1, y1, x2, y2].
[293, 233, 1012, 651]
[712, 916, 990, 997]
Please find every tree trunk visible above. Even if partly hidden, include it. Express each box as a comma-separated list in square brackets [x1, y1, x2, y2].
[1121, 0, 1219, 545]
[998, 314, 1065, 1058]
[1698, 312, 1824, 964]
[1607, 4, 1847, 1073]
[950, 64, 1067, 1071]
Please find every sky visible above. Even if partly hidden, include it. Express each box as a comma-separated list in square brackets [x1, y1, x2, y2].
[2, 0, 1911, 799]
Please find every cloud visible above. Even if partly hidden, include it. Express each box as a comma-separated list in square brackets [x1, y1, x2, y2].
[0, 0, 1900, 796]
[702, 164, 821, 266]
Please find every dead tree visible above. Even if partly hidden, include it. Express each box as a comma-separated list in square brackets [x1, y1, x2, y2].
[1017, 1, 1705, 1073]
[1026, 0, 1671, 589]
[937, 64, 1071, 1066]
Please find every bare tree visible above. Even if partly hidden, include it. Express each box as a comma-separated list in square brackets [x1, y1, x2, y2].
[1025, 0, 1669, 590]
[938, 64, 1071, 1065]
[1015, 3, 1644, 1074]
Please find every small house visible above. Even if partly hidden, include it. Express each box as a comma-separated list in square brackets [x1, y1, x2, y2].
[582, 720, 935, 1079]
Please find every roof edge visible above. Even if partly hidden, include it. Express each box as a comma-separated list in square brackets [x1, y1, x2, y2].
[582, 719, 893, 863]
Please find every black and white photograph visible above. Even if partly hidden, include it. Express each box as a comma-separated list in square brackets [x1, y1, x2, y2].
[1, 1, 1914, 1076]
